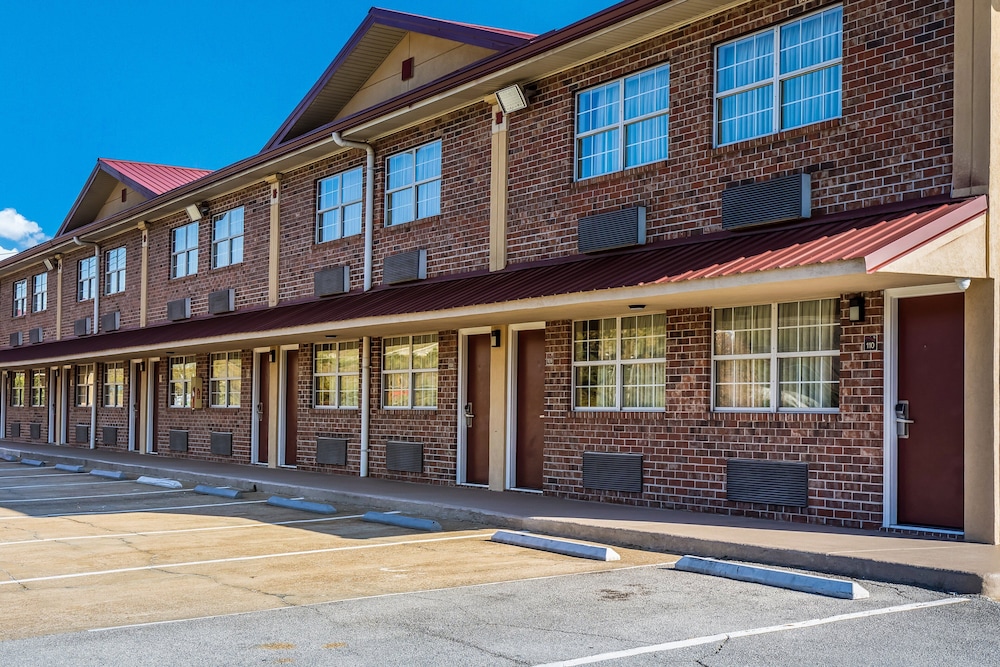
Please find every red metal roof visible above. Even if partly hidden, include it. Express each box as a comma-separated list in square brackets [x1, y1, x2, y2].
[99, 159, 212, 195]
[1, 196, 984, 365]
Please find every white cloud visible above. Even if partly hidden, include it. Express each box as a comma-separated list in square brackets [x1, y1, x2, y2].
[0, 208, 49, 255]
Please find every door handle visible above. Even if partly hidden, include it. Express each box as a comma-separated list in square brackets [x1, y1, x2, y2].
[464, 403, 474, 428]
[256, 402, 263, 421]
[895, 400, 913, 438]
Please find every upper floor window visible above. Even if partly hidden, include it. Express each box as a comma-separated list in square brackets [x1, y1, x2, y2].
[172, 222, 199, 278]
[78, 257, 96, 301]
[75, 363, 94, 407]
[314, 341, 360, 408]
[382, 334, 437, 408]
[209, 351, 241, 408]
[317, 168, 363, 242]
[712, 298, 840, 411]
[12, 279, 27, 317]
[169, 356, 197, 408]
[103, 361, 124, 408]
[10, 371, 25, 407]
[715, 5, 842, 146]
[212, 207, 244, 269]
[30, 369, 45, 408]
[386, 141, 441, 225]
[572, 314, 666, 410]
[105, 247, 126, 295]
[32, 273, 47, 313]
[576, 63, 671, 179]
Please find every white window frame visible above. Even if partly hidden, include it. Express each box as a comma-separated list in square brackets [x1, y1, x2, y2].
[78, 257, 96, 301]
[12, 279, 27, 317]
[30, 369, 45, 408]
[571, 314, 667, 411]
[714, 4, 843, 146]
[712, 298, 840, 413]
[211, 207, 244, 269]
[209, 351, 241, 408]
[385, 140, 442, 226]
[574, 62, 671, 180]
[75, 363, 94, 407]
[105, 247, 126, 295]
[313, 341, 360, 409]
[10, 371, 25, 407]
[32, 273, 47, 312]
[103, 361, 124, 408]
[171, 222, 199, 279]
[169, 356, 197, 408]
[316, 167, 364, 243]
[381, 334, 438, 409]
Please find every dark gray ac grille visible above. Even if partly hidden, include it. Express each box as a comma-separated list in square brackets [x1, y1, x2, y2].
[386, 440, 422, 473]
[9, 422, 20, 438]
[721, 173, 811, 230]
[583, 452, 643, 493]
[29, 327, 44, 344]
[167, 298, 191, 322]
[578, 206, 646, 254]
[29, 423, 41, 439]
[210, 431, 233, 456]
[74, 317, 92, 336]
[102, 426, 117, 445]
[726, 458, 809, 507]
[169, 429, 189, 452]
[9, 332, 22, 347]
[208, 289, 235, 315]
[316, 437, 348, 465]
[314, 266, 350, 297]
[101, 312, 120, 332]
[384, 249, 427, 285]
[75, 424, 90, 443]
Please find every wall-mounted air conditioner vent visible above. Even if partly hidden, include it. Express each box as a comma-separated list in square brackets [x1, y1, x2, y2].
[316, 437, 348, 465]
[578, 206, 646, 254]
[726, 458, 809, 507]
[102, 426, 118, 445]
[167, 298, 191, 322]
[74, 318, 92, 337]
[29, 423, 41, 439]
[9, 422, 20, 438]
[101, 312, 120, 332]
[169, 429, 189, 451]
[721, 173, 811, 230]
[210, 431, 233, 456]
[314, 266, 350, 297]
[9, 332, 22, 347]
[384, 249, 427, 285]
[582, 452, 643, 493]
[208, 289, 235, 315]
[75, 424, 90, 443]
[385, 440, 423, 472]
[29, 327, 43, 344]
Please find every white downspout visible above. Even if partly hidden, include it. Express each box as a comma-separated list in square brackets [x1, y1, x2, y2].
[73, 236, 100, 449]
[331, 132, 375, 477]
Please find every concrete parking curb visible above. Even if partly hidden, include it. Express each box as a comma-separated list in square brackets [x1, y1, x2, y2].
[90, 469, 127, 480]
[194, 484, 242, 499]
[136, 476, 183, 489]
[674, 555, 870, 600]
[54, 464, 86, 473]
[362, 511, 442, 532]
[1, 454, 18, 462]
[266, 496, 336, 514]
[20, 459, 45, 467]
[492, 530, 621, 561]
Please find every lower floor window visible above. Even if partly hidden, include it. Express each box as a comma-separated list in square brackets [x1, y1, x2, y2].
[572, 314, 666, 410]
[10, 371, 25, 407]
[314, 341, 360, 408]
[75, 364, 94, 407]
[30, 369, 45, 407]
[382, 334, 438, 408]
[210, 352, 241, 408]
[169, 356, 197, 408]
[713, 298, 840, 411]
[104, 362, 124, 408]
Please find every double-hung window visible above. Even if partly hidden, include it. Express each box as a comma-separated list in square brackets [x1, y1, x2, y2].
[78, 257, 96, 301]
[172, 222, 199, 278]
[75, 363, 94, 407]
[103, 362, 124, 408]
[105, 247, 126, 294]
[32, 273, 47, 312]
[169, 356, 197, 408]
[715, 5, 842, 145]
[317, 168, 363, 242]
[314, 341, 360, 408]
[713, 298, 840, 411]
[10, 371, 25, 407]
[572, 314, 666, 410]
[209, 351, 241, 408]
[382, 334, 438, 408]
[576, 63, 671, 179]
[12, 279, 27, 317]
[211, 207, 244, 269]
[30, 369, 45, 407]
[386, 141, 441, 225]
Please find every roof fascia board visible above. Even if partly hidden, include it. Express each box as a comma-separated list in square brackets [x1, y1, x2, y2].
[97, 160, 159, 200]
[56, 163, 106, 237]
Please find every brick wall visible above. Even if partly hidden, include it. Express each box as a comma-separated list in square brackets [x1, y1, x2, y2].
[506, 0, 954, 263]
[0, 264, 56, 347]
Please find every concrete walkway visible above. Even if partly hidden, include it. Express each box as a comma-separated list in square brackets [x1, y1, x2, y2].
[2, 441, 998, 599]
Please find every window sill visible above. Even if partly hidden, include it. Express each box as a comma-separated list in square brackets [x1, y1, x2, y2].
[712, 118, 843, 157]
[570, 160, 671, 191]
[383, 214, 442, 230]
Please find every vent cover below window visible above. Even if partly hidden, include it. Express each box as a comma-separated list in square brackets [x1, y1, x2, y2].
[315, 266, 350, 297]
[384, 249, 427, 285]
[726, 458, 808, 507]
[721, 173, 811, 230]
[316, 437, 348, 465]
[578, 206, 646, 254]
[582, 452, 643, 493]
[9, 332, 22, 347]
[101, 312, 120, 332]
[29, 327, 43, 344]
[385, 440, 422, 473]
[167, 298, 191, 322]
[208, 289, 235, 315]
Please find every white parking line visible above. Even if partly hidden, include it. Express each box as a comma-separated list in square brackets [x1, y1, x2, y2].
[0, 488, 187, 504]
[0, 499, 267, 520]
[0, 513, 369, 546]
[0, 479, 129, 491]
[0, 472, 81, 479]
[532, 598, 971, 667]
[0, 532, 495, 586]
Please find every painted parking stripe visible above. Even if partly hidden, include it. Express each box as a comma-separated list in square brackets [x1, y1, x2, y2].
[0, 479, 130, 491]
[0, 513, 369, 546]
[0, 532, 496, 586]
[0, 488, 187, 504]
[0, 473, 88, 480]
[532, 598, 971, 667]
[0, 499, 268, 520]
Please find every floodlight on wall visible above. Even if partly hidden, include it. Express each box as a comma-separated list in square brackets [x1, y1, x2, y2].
[495, 84, 528, 113]
[42, 258, 54, 271]
[849, 295, 865, 322]
[185, 204, 202, 222]
[956, 277, 971, 291]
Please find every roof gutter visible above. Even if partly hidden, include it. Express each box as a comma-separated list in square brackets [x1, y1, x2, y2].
[72, 236, 100, 450]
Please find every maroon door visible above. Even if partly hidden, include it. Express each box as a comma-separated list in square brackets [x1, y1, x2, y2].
[257, 352, 270, 465]
[150, 361, 159, 454]
[514, 329, 545, 490]
[465, 334, 491, 485]
[896, 292, 964, 529]
[284, 350, 299, 466]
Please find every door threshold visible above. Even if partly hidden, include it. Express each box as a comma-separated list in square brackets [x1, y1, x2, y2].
[458, 482, 488, 489]
[280, 465, 298, 470]
[507, 487, 543, 494]
[888, 524, 964, 537]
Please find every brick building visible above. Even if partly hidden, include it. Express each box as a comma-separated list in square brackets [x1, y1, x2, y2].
[2, 0, 999, 543]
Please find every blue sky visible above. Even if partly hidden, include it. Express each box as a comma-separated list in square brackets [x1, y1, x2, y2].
[0, 0, 613, 256]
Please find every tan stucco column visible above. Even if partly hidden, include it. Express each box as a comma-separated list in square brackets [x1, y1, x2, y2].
[138, 222, 149, 327]
[488, 326, 508, 491]
[489, 105, 509, 272]
[266, 175, 281, 307]
[54, 255, 63, 341]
